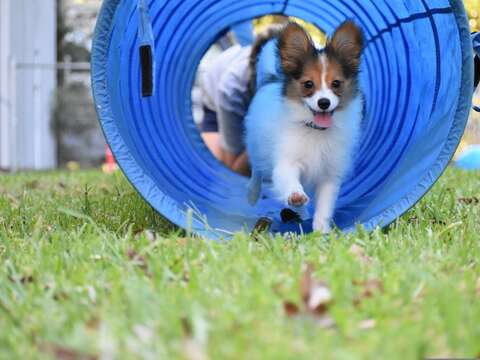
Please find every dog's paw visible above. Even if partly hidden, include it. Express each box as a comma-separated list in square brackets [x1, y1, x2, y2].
[288, 192, 309, 207]
[313, 218, 331, 234]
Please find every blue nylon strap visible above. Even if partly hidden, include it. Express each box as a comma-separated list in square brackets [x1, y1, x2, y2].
[138, 0, 155, 97]
[138, 0, 154, 46]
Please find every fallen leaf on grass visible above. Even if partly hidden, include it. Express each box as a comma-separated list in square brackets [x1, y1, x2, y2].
[53, 291, 70, 301]
[181, 318, 208, 360]
[458, 197, 479, 205]
[349, 244, 373, 265]
[85, 317, 100, 331]
[8, 274, 34, 285]
[39, 344, 97, 360]
[127, 249, 150, 275]
[134, 229, 156, 242]
[25, 180, 40, 189]
[283, 302, 300, 317]
[361, 279, 384, 297]
[353, 278, 384, 306]
[5, 193, 19, 208]
[300, 265, 332, 316]
[284, 263, 335, 328]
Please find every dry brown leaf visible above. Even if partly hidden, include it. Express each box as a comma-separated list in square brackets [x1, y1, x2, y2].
[300, 263, 333, 316]
[283, 263, 335, 328]
[9, 274, 34, 285]
[362, 279, 384, 298]
[5, 193, 19, 208]
[85, 317, 100, 331]
[181, 318, 208, 360]
[283, 301, 300, 317]
[25, 180, 40, 189]
[127, 249, 149, 274]
[39, 344, 97, 360]
[349, 244, 373, 265]
[181, 317, 193, 336]
[353, 278, 384, 306]
[458, 197, 479, 205]
[134, 229, 156, 242]
[300, 263, 314, 304]
[53, 291, 69, 301]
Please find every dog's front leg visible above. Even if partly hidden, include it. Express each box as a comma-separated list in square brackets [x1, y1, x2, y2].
[313, 180, 340, 234]
[272, 161, 309, 207]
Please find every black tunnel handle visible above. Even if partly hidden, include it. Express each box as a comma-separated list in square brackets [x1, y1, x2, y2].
[138, 0, 155, 98]
[140, 45, 153, 98]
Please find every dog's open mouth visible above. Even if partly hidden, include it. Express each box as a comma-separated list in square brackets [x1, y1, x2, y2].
[306, 110, 335, 130]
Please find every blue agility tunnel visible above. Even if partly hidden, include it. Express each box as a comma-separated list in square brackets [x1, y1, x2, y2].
[92, 0, 474, 239]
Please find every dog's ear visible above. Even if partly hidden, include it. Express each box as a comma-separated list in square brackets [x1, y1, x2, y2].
[327, 21, 364, 76]
[278, 22, 316, 79]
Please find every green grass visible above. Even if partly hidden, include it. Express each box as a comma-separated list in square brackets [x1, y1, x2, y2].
[0, 168, 479, 359]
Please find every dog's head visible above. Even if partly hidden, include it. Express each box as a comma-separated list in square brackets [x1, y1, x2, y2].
[278, 21, 364, 130]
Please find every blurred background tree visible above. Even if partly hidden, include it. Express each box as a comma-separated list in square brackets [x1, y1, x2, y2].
[462, 0, 480, 151]
[465, 0, 479, 32]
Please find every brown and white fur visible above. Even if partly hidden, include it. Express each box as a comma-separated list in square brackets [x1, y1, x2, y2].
[247, 21, 364, 233]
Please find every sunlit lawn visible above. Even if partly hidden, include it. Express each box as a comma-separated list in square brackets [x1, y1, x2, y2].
[0, 168, 479, 359]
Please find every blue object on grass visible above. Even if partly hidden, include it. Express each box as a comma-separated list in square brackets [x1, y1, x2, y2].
[456, 145, 480, 170]
[92, 0, 474, 239]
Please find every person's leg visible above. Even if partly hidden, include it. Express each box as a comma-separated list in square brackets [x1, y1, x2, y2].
[201, 132, 223, 160]
[201, 107, 250, 175]
[200, 107, 224, 160]
[232, 151, 250, 176]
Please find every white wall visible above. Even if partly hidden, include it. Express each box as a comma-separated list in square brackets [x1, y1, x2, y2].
[0, 0, 57, 170]
[0, 0, 12, 169]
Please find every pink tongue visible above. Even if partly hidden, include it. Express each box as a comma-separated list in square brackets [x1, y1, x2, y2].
[314, 113, 333, 128]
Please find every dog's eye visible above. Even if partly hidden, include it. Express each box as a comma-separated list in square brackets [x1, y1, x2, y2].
[303, 81, 314, 89]
[331, 80, 342, 89]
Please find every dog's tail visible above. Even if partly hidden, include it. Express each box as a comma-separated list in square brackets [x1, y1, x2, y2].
[247, 170, 263, 205]
[248, 25, 284, 94]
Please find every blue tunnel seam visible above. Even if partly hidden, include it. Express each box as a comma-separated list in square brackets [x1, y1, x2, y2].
[367, 7, 453, 45]
[420, 0, 442, 115]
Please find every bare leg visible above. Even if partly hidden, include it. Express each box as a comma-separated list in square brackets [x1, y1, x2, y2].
[232, 151, 251, 177]
[313, 179, 340, 234]
[272, 161, 309, 207]
[201, 132, 223, 160]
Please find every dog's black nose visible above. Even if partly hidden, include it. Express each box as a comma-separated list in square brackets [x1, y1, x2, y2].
[318, 98, 331, 110]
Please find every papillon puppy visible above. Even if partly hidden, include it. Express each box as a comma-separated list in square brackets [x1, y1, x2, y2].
[246, 21, 364, 234]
